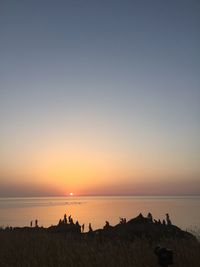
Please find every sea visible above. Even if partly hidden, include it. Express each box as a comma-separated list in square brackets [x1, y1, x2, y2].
[0, 196, 200, 232]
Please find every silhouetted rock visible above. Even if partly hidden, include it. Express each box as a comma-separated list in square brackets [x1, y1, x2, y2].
[93, 213, 197, 242]
[1, 213, 197, 243]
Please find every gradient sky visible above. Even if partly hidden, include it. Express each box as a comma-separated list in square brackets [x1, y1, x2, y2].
[0, 0, 200, 196]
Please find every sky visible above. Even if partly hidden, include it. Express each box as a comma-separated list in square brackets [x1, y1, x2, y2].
[0, 0, 200, 196]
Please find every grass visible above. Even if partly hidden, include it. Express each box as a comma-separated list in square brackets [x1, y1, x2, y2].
[0, 230, 199, 267]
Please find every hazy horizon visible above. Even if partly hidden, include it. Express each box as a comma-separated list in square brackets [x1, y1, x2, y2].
[1, 0, 200, 197]
[0, 187, 200, 198]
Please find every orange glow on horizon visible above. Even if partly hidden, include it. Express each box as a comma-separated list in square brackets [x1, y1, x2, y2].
[1, 135, 199, 197]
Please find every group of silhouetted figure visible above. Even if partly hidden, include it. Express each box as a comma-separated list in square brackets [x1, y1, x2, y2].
[28, 212, 172, 234]
[119, 217, 127, 224]
[57, 212, 173, 232]
[102, 212, 172, 229]
[30, 219, 38, 228]
[57, 213, 94, 233]
[58, 214, 81, 231]
[147, 212, 172, 226]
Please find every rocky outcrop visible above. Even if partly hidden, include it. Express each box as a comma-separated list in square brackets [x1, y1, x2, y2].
[93, 213, 196, 241]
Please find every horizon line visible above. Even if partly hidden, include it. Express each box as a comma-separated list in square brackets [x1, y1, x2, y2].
[0, 194, 200, 198]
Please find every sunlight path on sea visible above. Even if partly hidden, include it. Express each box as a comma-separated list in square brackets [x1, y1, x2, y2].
[0, 196, 200, 231]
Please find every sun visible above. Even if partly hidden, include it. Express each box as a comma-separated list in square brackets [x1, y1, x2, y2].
[69, 192, 74, 196]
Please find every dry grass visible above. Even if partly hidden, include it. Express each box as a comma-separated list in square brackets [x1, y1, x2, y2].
[0, 231, 199, 267]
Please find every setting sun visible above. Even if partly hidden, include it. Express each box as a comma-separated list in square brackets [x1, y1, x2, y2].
[69, 192, 74, 196]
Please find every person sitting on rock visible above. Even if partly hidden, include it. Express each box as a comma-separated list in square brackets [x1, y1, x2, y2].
[119, 217, 126, 224]
[70, 217, 74, 225]
[103, 220, 110, 229]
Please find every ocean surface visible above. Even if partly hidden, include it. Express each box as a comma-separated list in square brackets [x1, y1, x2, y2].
[0, 196, 200, 231]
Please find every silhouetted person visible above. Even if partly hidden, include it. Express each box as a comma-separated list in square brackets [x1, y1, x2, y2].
[162, 219, 166, 226]
[64, 214, 67, 224]
[75, 221, 81, 232]
[166, 213, 172, 225]
[158, 219, 161, 225]
[75, 221, 80, 226]
[89, 223, 93, 232]
[58, 219, 62, 225]
[35, 219, 38, 227]
[119, 217, 126, 224]
[154, 246, 173, 267]
[82, 224, 85, 233]
[147, 212, 153, 222]
[30, 221, 32, 227]
[106, 220, 109, 227]
[104, 220, 110, 229]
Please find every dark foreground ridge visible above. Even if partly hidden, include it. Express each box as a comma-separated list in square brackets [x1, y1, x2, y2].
[1, 213, 196, 242]
[1, 213, 200, 267]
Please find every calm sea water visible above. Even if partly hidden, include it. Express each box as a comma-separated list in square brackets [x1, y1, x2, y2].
[0, 196, 200, 231]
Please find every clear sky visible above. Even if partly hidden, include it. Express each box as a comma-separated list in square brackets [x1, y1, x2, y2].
[0, 0, 200, 196]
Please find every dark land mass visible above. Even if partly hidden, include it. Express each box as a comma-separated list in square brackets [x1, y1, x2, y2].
[3, 213, 196, 241]
[0, 213, 199, 267]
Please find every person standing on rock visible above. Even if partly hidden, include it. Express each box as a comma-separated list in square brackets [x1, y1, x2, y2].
[166, 213, 172, 225]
